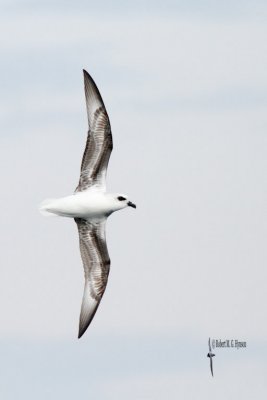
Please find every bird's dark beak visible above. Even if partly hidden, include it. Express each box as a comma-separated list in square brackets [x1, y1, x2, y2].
[127, 201, 136, 209]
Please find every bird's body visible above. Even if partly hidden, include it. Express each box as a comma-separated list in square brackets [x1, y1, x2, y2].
[40, 70, 136, 338]
[40, 190, 128, 219]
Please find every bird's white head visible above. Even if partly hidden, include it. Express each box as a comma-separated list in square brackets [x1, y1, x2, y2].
[108, 194, 136, 212]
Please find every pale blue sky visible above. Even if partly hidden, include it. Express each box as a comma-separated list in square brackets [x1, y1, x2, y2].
[0, 1, 266, 398]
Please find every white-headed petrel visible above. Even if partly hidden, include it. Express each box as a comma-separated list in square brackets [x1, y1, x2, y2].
[40, 70, 136, 338]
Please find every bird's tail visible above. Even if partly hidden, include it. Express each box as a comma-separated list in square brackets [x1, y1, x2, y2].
[39, 198, 58, 217]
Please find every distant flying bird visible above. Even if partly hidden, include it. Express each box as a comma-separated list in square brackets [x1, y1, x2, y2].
[207, 337, 215, 377]
[40, 70, 136, 338]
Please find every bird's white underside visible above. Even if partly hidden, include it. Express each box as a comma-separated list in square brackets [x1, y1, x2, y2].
[40, 189, 127, 219]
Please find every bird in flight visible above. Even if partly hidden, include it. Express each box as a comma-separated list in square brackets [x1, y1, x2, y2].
[207, 337, 215, 377]
[40, 70, 136, 338]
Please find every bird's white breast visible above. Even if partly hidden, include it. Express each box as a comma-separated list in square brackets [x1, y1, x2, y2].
[41, 191, 113, 219]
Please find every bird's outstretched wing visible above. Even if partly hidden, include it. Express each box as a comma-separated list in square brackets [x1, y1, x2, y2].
[75, 218, 110, 338]
[75, 70, 113, 192]
[210, 357, 214, 377]
[208, 337, 212, 352]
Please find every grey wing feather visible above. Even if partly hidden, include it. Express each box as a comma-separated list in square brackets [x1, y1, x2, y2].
[76, 70, 113, 192]
[210, 357, 214, 377]
[208, 337, 211, 352]
[75, 218, 110, 338]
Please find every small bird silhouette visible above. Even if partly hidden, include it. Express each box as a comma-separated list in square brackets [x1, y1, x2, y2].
[207, 337, 215, 377]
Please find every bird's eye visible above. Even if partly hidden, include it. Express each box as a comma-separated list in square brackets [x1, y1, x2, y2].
[117, 196, 126, 201]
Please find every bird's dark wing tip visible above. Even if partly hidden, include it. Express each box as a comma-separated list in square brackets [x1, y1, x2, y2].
[83, 69, 94, 82]
[77, 305, 98, 339]
[78, 332, 83, 339]
[83, 69, 91, 81]
[78, 325, 87, 339]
